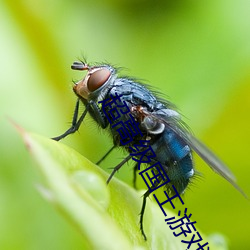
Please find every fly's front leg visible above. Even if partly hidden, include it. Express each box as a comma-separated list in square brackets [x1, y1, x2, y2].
[88, 100, 108, 129]
[52, 99, 89, 141]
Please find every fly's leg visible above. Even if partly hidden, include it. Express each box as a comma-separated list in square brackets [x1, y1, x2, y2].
[89, 100, 107, 129]
[140, 189, 150, 240]
[140, 177, 160, 240]
[96, 145, 116, 165]
[107, 154, 132, 184]
[52, 99, 89, 141]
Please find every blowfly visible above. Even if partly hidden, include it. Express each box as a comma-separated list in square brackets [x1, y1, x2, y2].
[52, 60, 246, 239]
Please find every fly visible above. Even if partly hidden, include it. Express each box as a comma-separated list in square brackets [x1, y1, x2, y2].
[52, 60, 246, 239]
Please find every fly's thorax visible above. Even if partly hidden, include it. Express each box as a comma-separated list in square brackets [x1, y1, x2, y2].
[73, 64, 117, 102]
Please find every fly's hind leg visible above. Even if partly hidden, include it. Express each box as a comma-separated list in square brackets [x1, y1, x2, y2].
[139, 189, 150, 240]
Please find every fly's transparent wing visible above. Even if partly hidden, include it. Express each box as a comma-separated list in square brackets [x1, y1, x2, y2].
[149, 110, 247, 198]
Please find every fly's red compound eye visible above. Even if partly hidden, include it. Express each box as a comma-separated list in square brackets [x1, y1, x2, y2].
[87, 68, 111, 92]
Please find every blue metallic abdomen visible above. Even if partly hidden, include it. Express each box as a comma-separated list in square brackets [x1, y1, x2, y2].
[152, 128, 193, 194]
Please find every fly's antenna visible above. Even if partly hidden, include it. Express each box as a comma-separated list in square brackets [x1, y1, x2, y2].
[71, 61, 89, 71]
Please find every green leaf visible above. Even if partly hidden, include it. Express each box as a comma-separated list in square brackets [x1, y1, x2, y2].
[18, 127, 226, 250]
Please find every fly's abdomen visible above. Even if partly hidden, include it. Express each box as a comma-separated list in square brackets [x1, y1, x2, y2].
[152, 128, 194, 194]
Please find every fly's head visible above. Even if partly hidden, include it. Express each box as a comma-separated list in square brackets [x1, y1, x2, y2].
[72, 61, 116, 101]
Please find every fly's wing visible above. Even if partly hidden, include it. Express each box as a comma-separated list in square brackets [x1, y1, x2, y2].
[150, 109, 247, 198]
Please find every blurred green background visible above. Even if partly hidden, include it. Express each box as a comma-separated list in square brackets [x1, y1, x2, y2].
[1, 0, 250, 249]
